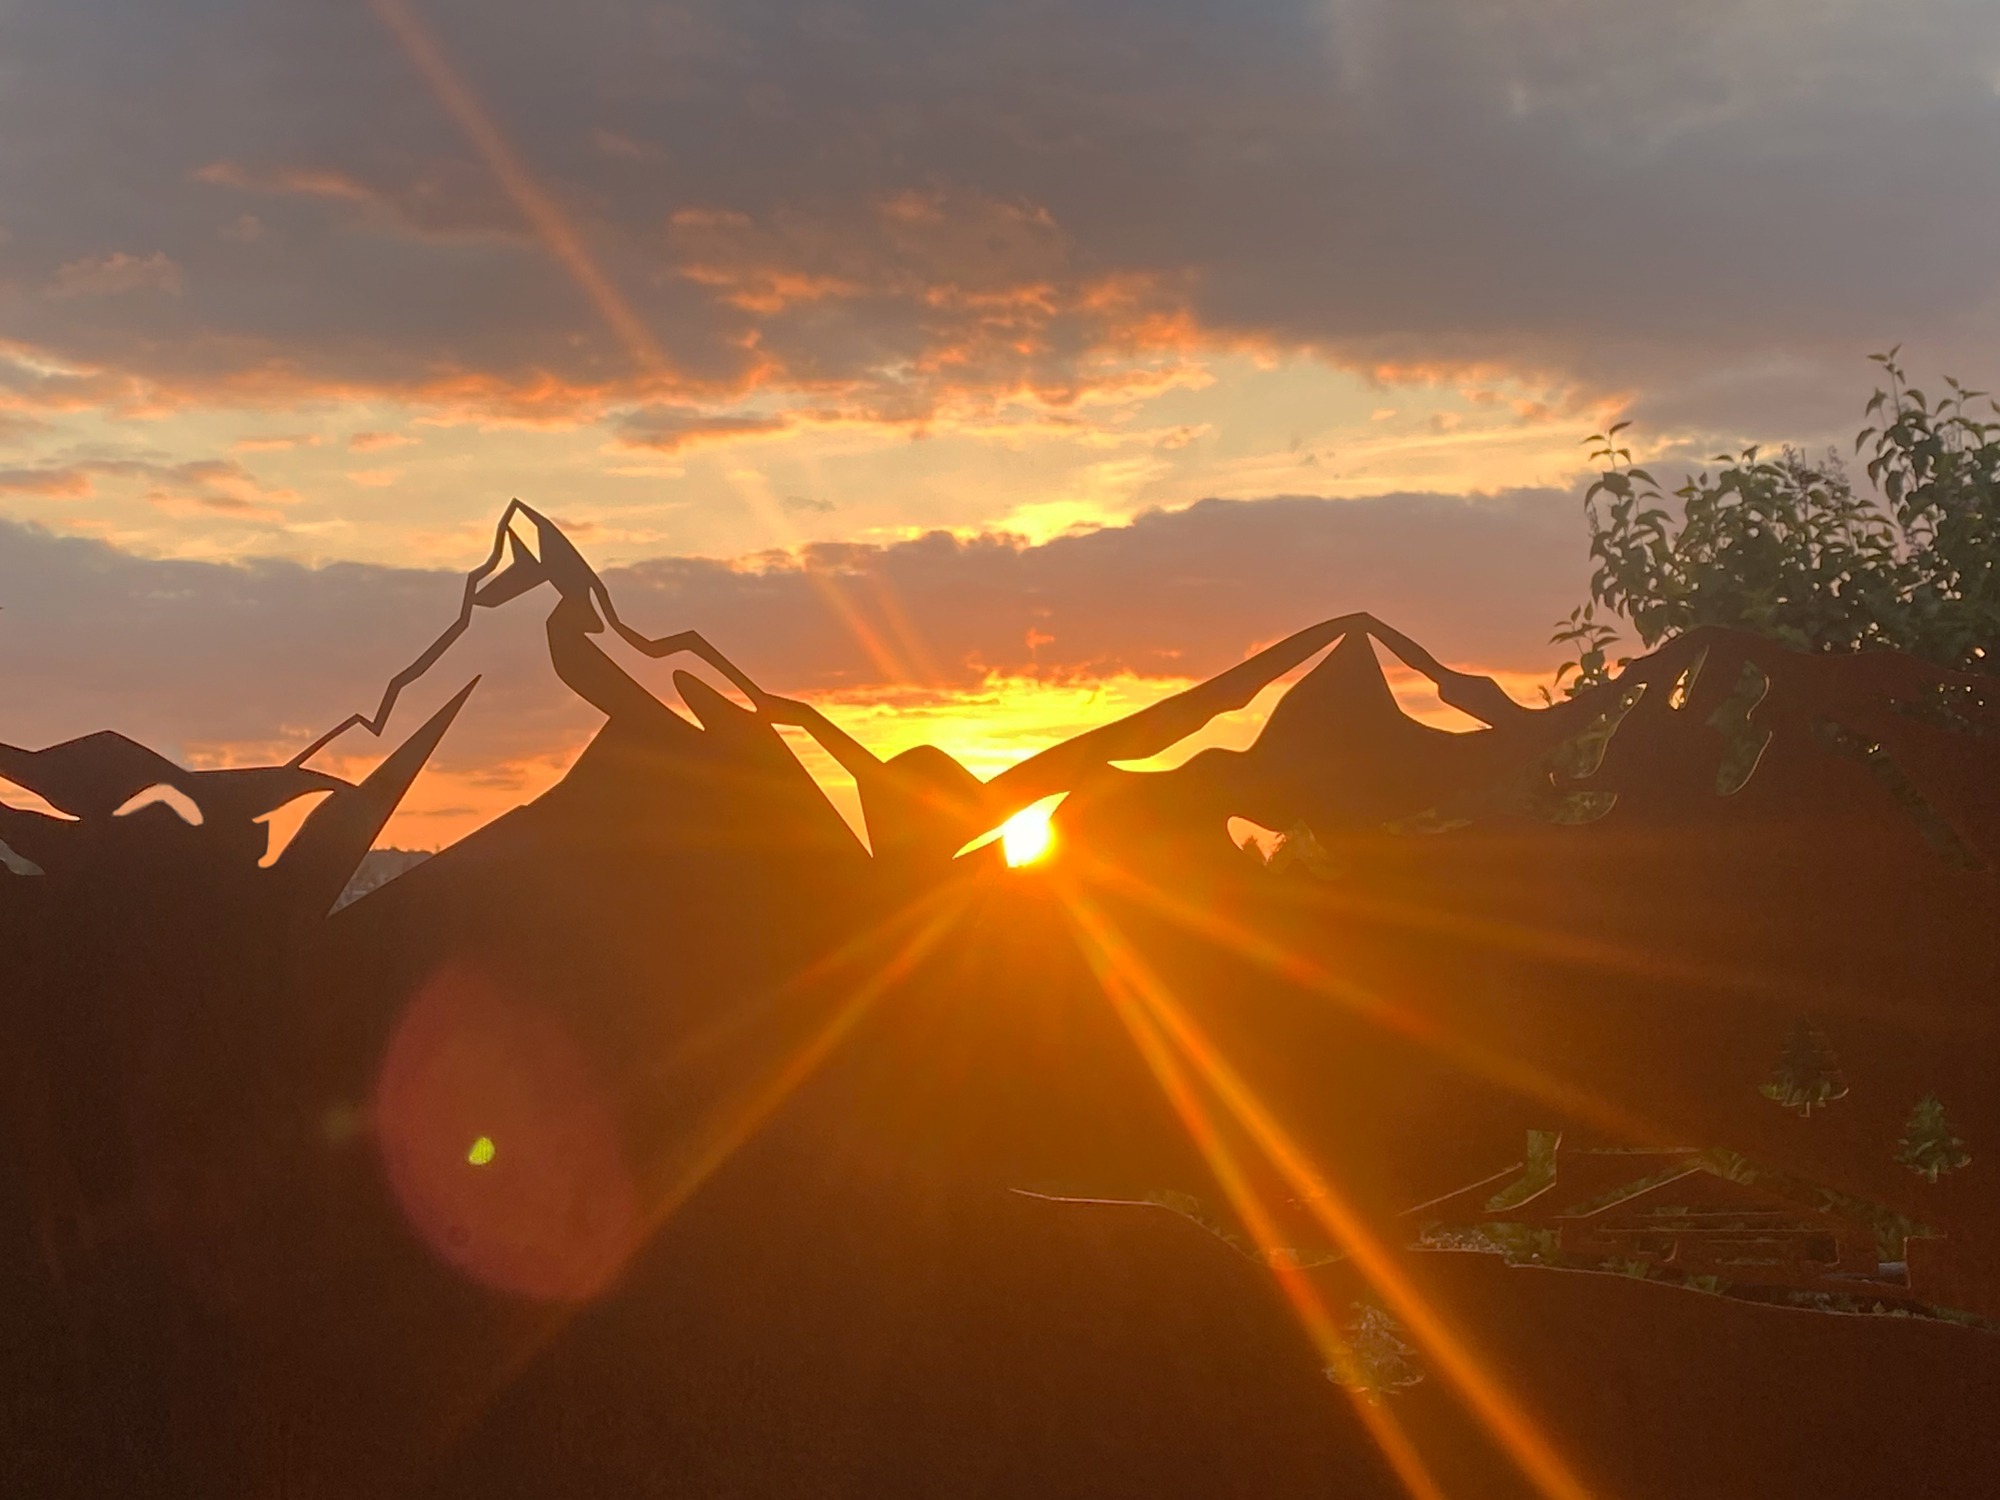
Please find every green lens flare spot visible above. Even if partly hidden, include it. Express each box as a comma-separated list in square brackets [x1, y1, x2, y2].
[466, 1135, 496, 1166]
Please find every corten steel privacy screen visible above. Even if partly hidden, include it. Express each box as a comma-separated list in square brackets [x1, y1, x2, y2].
[4, 503, 1997, 1497]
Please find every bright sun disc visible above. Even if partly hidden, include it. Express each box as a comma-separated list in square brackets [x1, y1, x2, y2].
[1000, 804, 1056, 867]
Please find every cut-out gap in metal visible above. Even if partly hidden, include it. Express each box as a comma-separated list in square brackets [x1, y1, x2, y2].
[112, 783, 203, 825]
[1667, 646, 1709, 711]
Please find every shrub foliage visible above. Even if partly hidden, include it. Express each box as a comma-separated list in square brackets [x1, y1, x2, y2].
[1556, 351, 2000, 695]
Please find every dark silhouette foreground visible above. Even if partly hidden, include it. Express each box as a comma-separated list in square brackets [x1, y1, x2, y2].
[3, 507, 1999, 1497]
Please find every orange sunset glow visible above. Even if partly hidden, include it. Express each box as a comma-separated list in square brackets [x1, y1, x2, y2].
[15, 0, 1991, 826]
[4, 2, 1999, 1497]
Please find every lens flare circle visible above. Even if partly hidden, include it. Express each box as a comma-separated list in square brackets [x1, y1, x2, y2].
[375, 960, 639, 1302]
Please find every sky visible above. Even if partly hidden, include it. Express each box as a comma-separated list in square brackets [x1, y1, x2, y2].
[3, 0, 1998, 845]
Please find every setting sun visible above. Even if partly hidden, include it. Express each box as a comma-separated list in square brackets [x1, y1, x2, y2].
[1000, 802, 1057, 867]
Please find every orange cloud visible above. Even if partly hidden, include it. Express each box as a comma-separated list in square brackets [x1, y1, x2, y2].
[233, 434, 319, 452]
[348, 430, 415, 451]
[0, 346, 668, 428]
[0, 466, 94, 497]
[0, 454, 299, 518]
[0, 341, 180, 417]
[142, 457, 298, 519]
[192, 156, 529, 246]
[9, 177, 1227, 440]
[664, 190, 1210, 421]
[194, 160, 375, 202]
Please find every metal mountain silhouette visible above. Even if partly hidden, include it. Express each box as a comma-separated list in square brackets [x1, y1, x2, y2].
[4, 505, 1999, 1497]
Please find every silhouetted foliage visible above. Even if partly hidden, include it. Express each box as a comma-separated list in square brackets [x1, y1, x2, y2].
[1544, 602, 1628, 701]
[1570, 353, 2000, 684]
[1897, 1094, 1972, 1183]
[1760, 1017, 1850, 1118]
[1323, 1305, 1422, 1401]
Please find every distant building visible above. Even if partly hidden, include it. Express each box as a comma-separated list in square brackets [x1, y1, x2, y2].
[332, 846, 432, 912]
[1406, 1131, 1986, 1325]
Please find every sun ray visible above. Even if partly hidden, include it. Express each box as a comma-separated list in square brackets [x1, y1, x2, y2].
[1303, 872, 1911, 1028]
[640, 894, 967, 1231]
[1057, 881, 1603, 1500]
[1080, 854, 1667, 1146]
[1093, 963, 1450, 1500]
[365, 0, 671, 377]
[864, 569, 945, 687]
[721, 473, 917, 690]
[800, 562, 915, 687]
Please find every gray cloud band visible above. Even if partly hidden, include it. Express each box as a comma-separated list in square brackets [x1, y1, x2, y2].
[0, 489, 1584, 764]
[0, 0, 1995, 430]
